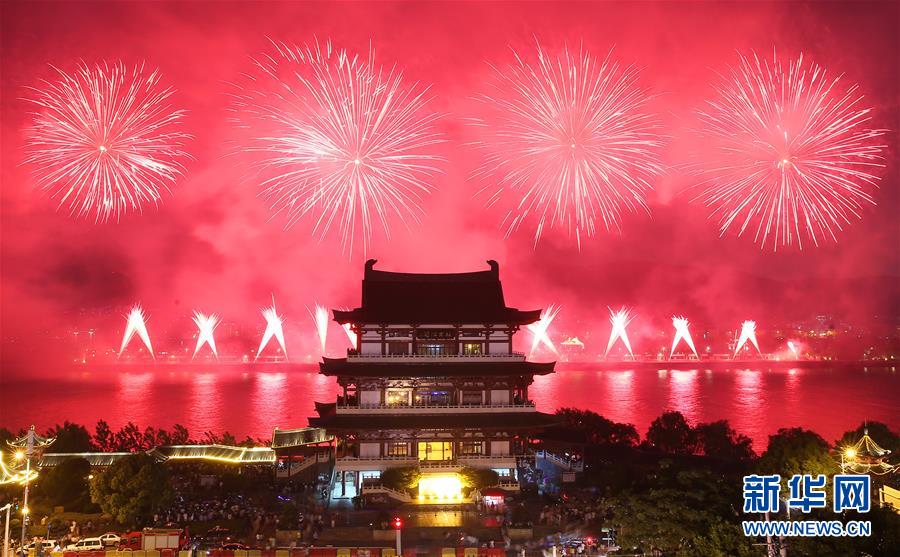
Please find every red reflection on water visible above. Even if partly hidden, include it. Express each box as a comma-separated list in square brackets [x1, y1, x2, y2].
[1, 366, 897, 450]
[668, 369, 700, 423]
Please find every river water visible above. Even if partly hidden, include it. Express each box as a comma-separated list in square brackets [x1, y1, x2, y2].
[1, 363, 896, 451]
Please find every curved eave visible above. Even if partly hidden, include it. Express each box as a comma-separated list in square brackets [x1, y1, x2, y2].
[331, 309, 543, 326]
[319, 358, 555, 377]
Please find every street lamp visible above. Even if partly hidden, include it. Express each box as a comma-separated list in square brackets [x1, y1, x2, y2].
[2, 503, 11, 557]
[7, 427, 54, 553]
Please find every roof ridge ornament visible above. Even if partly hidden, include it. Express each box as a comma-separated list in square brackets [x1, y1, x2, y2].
[487, 260, 499, 275]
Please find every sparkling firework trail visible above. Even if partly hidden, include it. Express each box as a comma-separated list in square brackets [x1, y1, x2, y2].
[309, 303, 330, 354]
[256, 299, 288, 361]
[229, 40, 444, 255]
[470, 42, 664, 248]
[670, 316, 698, 359]
[691, 52, 887, 250]
[118, 304, 154, 359]
[192, 311, 220, 360]
[733, 320, 761, 358]
[22, 62, 191, 223]
[527, 304, 560, 357]
[787, 341, 800, 359]
[605, 307, 635, 358]
[339, 309, 359, 349]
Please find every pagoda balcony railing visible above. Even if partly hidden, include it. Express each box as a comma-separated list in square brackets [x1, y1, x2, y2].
[345, 352, 527, 362]
[334, 454, 519, 469]
[336, 402, 536, 414]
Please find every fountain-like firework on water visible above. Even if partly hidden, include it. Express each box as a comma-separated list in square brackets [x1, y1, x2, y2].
[733, 320, 761, 358]
[670, 316, 699, 360]
[528, 304, 561, 357]
[256, 299, 288, 361]
[605, 307, 635, 358]
[309, 303, 330, 354]
[118, 305, 154, 359]
[191, 311, 220, 360]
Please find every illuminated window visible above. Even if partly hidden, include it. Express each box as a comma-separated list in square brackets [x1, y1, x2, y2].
[418, 441, 453, 461]
[462, 343, 483, 355]
[414, 389, 451, 405]
[386, 442, 409, 457]
[386, 389, 410, 406]
[459, 441, 483, 456]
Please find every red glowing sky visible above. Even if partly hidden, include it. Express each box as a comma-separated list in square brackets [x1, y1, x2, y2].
[1, 1, 898, 372]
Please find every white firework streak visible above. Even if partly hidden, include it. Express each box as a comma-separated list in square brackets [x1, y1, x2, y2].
[256, 299, 288, 361]
[690, 51, 887, 251]
[787, 341, 800, 358]
[308, 303, 330, 354]
[192, 311, 220, 360]
[118, 304, 154, 359]
[733, 320, 761, 358]
[340, 311, 358, 349]
[229, 40, 444, 255]
[669, 316, 698, 359]
[470, 42, 664, 248]
[605, 307, 635, 358]
[527, 304, 560, 357]
[22, 62, 191, 223]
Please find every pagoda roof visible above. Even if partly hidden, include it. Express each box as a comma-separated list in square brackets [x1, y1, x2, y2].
[333, 259, 542, 326]
[320, 357, 555, 377]
[308, 410, 560, 432]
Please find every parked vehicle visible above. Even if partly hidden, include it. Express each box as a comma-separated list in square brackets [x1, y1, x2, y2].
[65, 538, 104, 552]
[119, 529, 187, 551]
[220, 543, 248, 551]
[98, 534, 121, 547]
[24, 540, 57, 552]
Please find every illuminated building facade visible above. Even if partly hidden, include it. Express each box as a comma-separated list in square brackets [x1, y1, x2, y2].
[310, 259, 557, 501]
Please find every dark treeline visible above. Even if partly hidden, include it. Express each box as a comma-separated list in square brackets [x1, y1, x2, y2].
[546, 409, 900, 556]
[0, 420, 266, 453]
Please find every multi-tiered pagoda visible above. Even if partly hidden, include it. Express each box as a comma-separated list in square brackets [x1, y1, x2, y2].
[310, 259, 557, 502]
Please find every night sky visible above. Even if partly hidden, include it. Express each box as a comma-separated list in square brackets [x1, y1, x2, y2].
[2, 1, 898, 374]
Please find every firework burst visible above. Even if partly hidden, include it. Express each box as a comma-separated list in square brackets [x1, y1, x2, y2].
[690, 52, 887, 250]
[22, 62, 191, 223]
[229, 40, 444, 255]
[469, 42, 664, 248]
[733, 320, 761, 358]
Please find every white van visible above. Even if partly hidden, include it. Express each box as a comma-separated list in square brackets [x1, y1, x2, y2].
[65, 538, 104, 552]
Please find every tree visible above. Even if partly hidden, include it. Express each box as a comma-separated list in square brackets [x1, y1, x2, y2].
[380, 466, 421, 493]
[555, 408, 640, 447]
[46, 421, 95, 453]
[694, 420, 755, 462]
[689, 520, 758, 557]
[0, 428, 15, 447]
[646, 411, 696, 454]
[90, 453, 173, 526]
[94, 420, 114, 452]
[113, 422, 144, 452]
[34, 457, 97, 512]
[170, 424, 190, 444]
[457, 466, 499, 490]
[758, 427, 837, 478]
